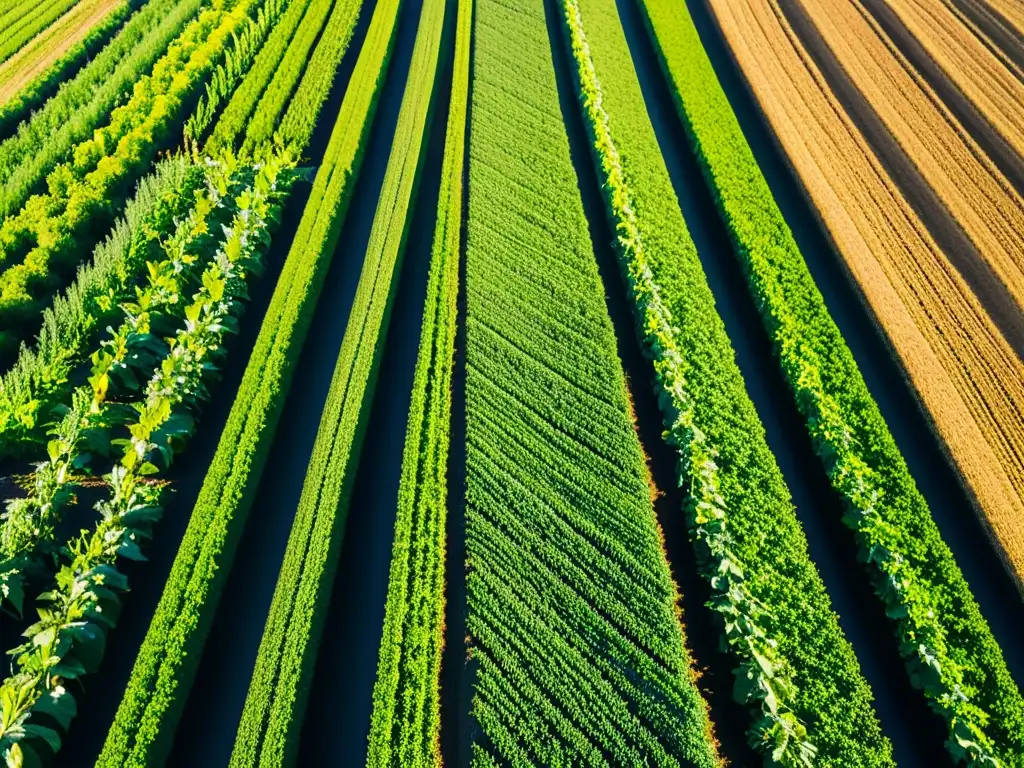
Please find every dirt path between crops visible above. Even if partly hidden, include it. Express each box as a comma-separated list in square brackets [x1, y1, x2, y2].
[0, 0, 122, 105]
[947, 0, 1024, 78]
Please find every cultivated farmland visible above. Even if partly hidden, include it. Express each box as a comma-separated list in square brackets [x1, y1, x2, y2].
[0, 0, 1021, 765]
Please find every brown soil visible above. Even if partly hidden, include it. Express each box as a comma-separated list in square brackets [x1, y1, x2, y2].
[0, 0, 124, 106]
[709, 0, 1024, 585]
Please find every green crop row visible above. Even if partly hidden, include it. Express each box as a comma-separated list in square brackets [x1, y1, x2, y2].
[463, 0, 719, 763]
[558, 0, 895, 762]
[0, 149, 295, 768]
[94, 0, 399, 760]
[0, 0, 134, 139]
[185, 0, 288, 143]
[204, 0, 314, 153]
[366, 0, 469, 762]
[0, 0, 260, 345]
[0, 0, 203, 219]
[0, 0, 82, 67]
[237, 0, 336, 154]
[0, 158, 202, 455]
[636, 0, 1024, 763]
[231, 0, 448, 759]
[272, 0, 363, 155]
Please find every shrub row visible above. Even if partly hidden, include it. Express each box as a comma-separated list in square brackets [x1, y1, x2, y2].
[366, 0, 470, 761]
[95, 0, 398, 760]
[637, 0, 1024, 762]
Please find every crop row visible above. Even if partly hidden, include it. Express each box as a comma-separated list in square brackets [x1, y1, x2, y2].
[0, 149, 295, 768]
[0, 0, 201, 219]
[0, 158, 200, 453]
[557, 0, 897, 762]
[366, 0, 470, 761]
[231, 0, 450, 759]
[204, 0, 315, 153]
[185, 0, 289, 144]
[463, 0, 719, 763]
[0, 0, 261, 346]
[0, 0, 82, 67]
[637, 0, 1024, 762]
[95, 0, 396, 759]
[237, 0, 337, 154]
[0, 160, 246, 614]
[0, 0, 131, 138]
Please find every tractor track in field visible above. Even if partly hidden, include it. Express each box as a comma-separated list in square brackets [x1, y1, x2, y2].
[772, 0, 1024, 363]
[857, 0, 1024, 199]
[684, 0, 1024, 680]
[948, 0, 1024, 77]
[158, 0, 427, 762]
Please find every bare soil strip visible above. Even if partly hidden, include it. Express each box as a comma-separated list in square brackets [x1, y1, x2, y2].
[984, 0, 1024, 39]
[708, 0, 1024, 588]
[782, 0, 1024, 322]
[863, 0, 1024, 195]
[0, 0, 123, 105]
[946, 0, 1024, 78]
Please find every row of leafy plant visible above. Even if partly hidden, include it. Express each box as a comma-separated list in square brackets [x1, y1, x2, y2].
[0, 0, 262, 350]
[636, 0, 1024, 763]
[367, 0, 470, 761]
[558, 0, 888, 762]
[0, 0, 134, 139]
[462, 0, 720, 763]
[231, 0, 446, 759]
[0, 157, 203, 455]
[0, 0, 82, 67]
[184, 0, 288, 144]
[94, 0, 400, 759]
[0, 0, 202, 219]
[0, 148, 296, 768]
[0, 158, 239, 614]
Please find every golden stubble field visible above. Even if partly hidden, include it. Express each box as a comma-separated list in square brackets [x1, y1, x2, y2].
[708, 0, 1024, 585]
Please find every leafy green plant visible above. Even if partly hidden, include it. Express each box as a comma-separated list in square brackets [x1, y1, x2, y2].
[0, 149, 295, 768]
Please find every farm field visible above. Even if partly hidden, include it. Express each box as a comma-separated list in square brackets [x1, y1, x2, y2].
[0, 0, 1021, 764]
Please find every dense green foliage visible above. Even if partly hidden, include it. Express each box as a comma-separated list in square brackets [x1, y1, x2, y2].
[0, 0, 259, 349]
[0, 158, 202, 454]
[0, 0, 134, 139]
[0, 0, 82, 67]
[204, 0, 313, 153]
[185, 0, 288, 143]
[637, 0, 1024, 762]
[558, 0, 895, 763]
[0, 149, 294, 768]
[463, 0, 718, 763]
[367, 0, 469, 762]
[0, 0, 202, 218]
[231, 0, 448, 760]
[95, 1, 399, 761]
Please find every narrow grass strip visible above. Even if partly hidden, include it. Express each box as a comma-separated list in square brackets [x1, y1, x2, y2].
[366, 0, 470, 762]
